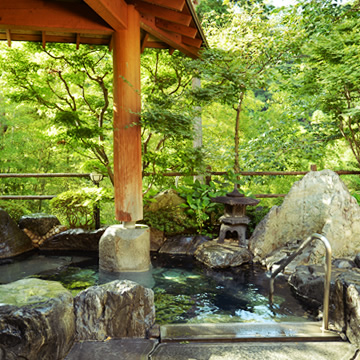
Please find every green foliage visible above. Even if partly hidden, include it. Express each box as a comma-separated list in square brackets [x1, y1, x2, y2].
[49, 187, 111, 229]
[0, 200, 31, 222]
[143, 206, 197, 235]
[0, 42, 114, 183]
[176, 180, 227, 235]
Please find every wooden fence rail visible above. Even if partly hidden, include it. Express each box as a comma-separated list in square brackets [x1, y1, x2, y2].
[1, 167, 360, 200]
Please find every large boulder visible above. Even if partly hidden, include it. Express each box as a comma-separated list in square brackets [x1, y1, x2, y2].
[39, 228, 105, 251]
[195, 240, 252, 268]
[0, 209, 33, 259]
[0, 278, 75, 360]
[249, 170, 360, 262]
[74, 280, 155, 340]
[145, 189, 185, 212]
[18, 213, 60, 237]
[333, 269, 360, 347]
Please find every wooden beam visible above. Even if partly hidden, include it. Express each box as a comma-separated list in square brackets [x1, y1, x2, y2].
[76, 33, 81, 49]
[141, 0, 185, 11]
[0, 32, 111, 45]
[42, 31, 46, 49]
[141, 33, 150, 53]
[140, 14, 200, 58]
[182, 35, 202, 48]
[0, 0, 113, 34]
[113, 6, 143, 222]
[83, 0, 128, 31]
[134, 1, 192, 26]
[155, 18, 197, 38]
[6, 29, 11, 47]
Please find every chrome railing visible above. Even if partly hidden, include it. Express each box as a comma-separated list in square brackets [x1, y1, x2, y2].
[269, 233, 332, 330]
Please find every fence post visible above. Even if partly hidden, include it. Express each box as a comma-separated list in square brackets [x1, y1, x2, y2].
[205, 166, 212, 185]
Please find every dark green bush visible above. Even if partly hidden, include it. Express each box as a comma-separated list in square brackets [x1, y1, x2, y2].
[50, 187, 111, 229]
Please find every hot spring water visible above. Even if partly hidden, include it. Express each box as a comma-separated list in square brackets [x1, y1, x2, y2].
[0, 252, 316, 325]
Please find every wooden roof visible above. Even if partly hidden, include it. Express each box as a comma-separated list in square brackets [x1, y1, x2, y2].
[0, 0, 206, 58]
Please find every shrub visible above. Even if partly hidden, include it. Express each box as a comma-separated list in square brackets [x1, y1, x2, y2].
[0, 200, 31, 222]
[50, 187, 111, 229]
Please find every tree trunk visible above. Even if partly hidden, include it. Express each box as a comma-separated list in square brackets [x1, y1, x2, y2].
[234, 91, 244, 175]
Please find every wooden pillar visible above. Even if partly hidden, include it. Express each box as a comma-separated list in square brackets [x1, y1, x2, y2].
[113, 5, 142, 222]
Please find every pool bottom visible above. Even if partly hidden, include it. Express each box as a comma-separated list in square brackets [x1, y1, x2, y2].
[0, 252, 318, 325]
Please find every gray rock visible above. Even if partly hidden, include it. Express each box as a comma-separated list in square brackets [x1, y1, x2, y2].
[194, 240, 252, 268]
[249, 170, 360, 263]
[145, 189, 185, 212]
[333, 269, 360, 347]
[159, 235, 208, 256]
[74, 280, 155, 340]
[150, 228, 166, 252]
[333, 258, 356, 269]
[39, 228, 105, 251]
[18, 213, 60, 236]
[0, 209, 33, 259]
[0, 278, 75, 360]
[354, 253, 360, 268]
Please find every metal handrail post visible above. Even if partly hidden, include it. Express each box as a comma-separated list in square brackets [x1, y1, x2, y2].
[269, 233, 332, 330]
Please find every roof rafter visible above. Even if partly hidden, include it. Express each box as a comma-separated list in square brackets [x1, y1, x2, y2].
[0, 0, 113, 34]
[140, 14, 199, 58]
[83, 0, 128, 30]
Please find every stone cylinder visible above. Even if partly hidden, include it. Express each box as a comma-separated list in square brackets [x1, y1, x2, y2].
[99, 224, 150, 272]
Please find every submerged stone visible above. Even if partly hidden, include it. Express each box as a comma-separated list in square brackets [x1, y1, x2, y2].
[74, 280, 155, 340]
[0, 278, 75, 360]
[0, 209, 33, 259]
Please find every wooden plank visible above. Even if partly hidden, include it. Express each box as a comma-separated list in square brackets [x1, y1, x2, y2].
[141, 0, 185, 11]
[182, 35, 202, 48]
[6, 29, 11, 47]
[0, 33, 111, 45]
[141, 32, 150, 52]
[0, 173, 91, 178]
[113, 6, 143, 222]
[0, 0, 113, 34]
[134, 1, 192, 26]
[155, 18, 197, 38]
[42, 31, 46, 49]
[83, 0, 128, 30]
[140, 14, 199, 58]
[0, 195, 56, 200]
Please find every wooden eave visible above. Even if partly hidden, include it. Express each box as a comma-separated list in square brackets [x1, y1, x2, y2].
[0, 0, 207, 58]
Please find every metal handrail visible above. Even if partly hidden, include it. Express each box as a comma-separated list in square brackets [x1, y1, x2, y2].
[269, 233, 332, 330]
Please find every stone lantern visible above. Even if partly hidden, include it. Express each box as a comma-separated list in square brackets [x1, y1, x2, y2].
[211, 186, 259, 247]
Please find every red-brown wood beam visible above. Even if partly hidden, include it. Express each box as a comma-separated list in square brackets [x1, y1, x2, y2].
[141, 0, 185, 11]
[0, 0, 113, 35]
[134, 1, 192, 26]
[182, 35, 202, 48]
[155, 18, 197, 38]
[6, 29, 11, 47]
[113, 5, 143, 222]
[83, 0, 128, 31]
[140, 14, 200, 58]
[42, 31, 46, 49]
[141, 33, 150, 53]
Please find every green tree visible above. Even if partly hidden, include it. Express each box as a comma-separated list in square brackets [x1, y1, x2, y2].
[0, 42, 114, 183]
[191, 3, 304, 174]
[285, 0, 360, 166]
